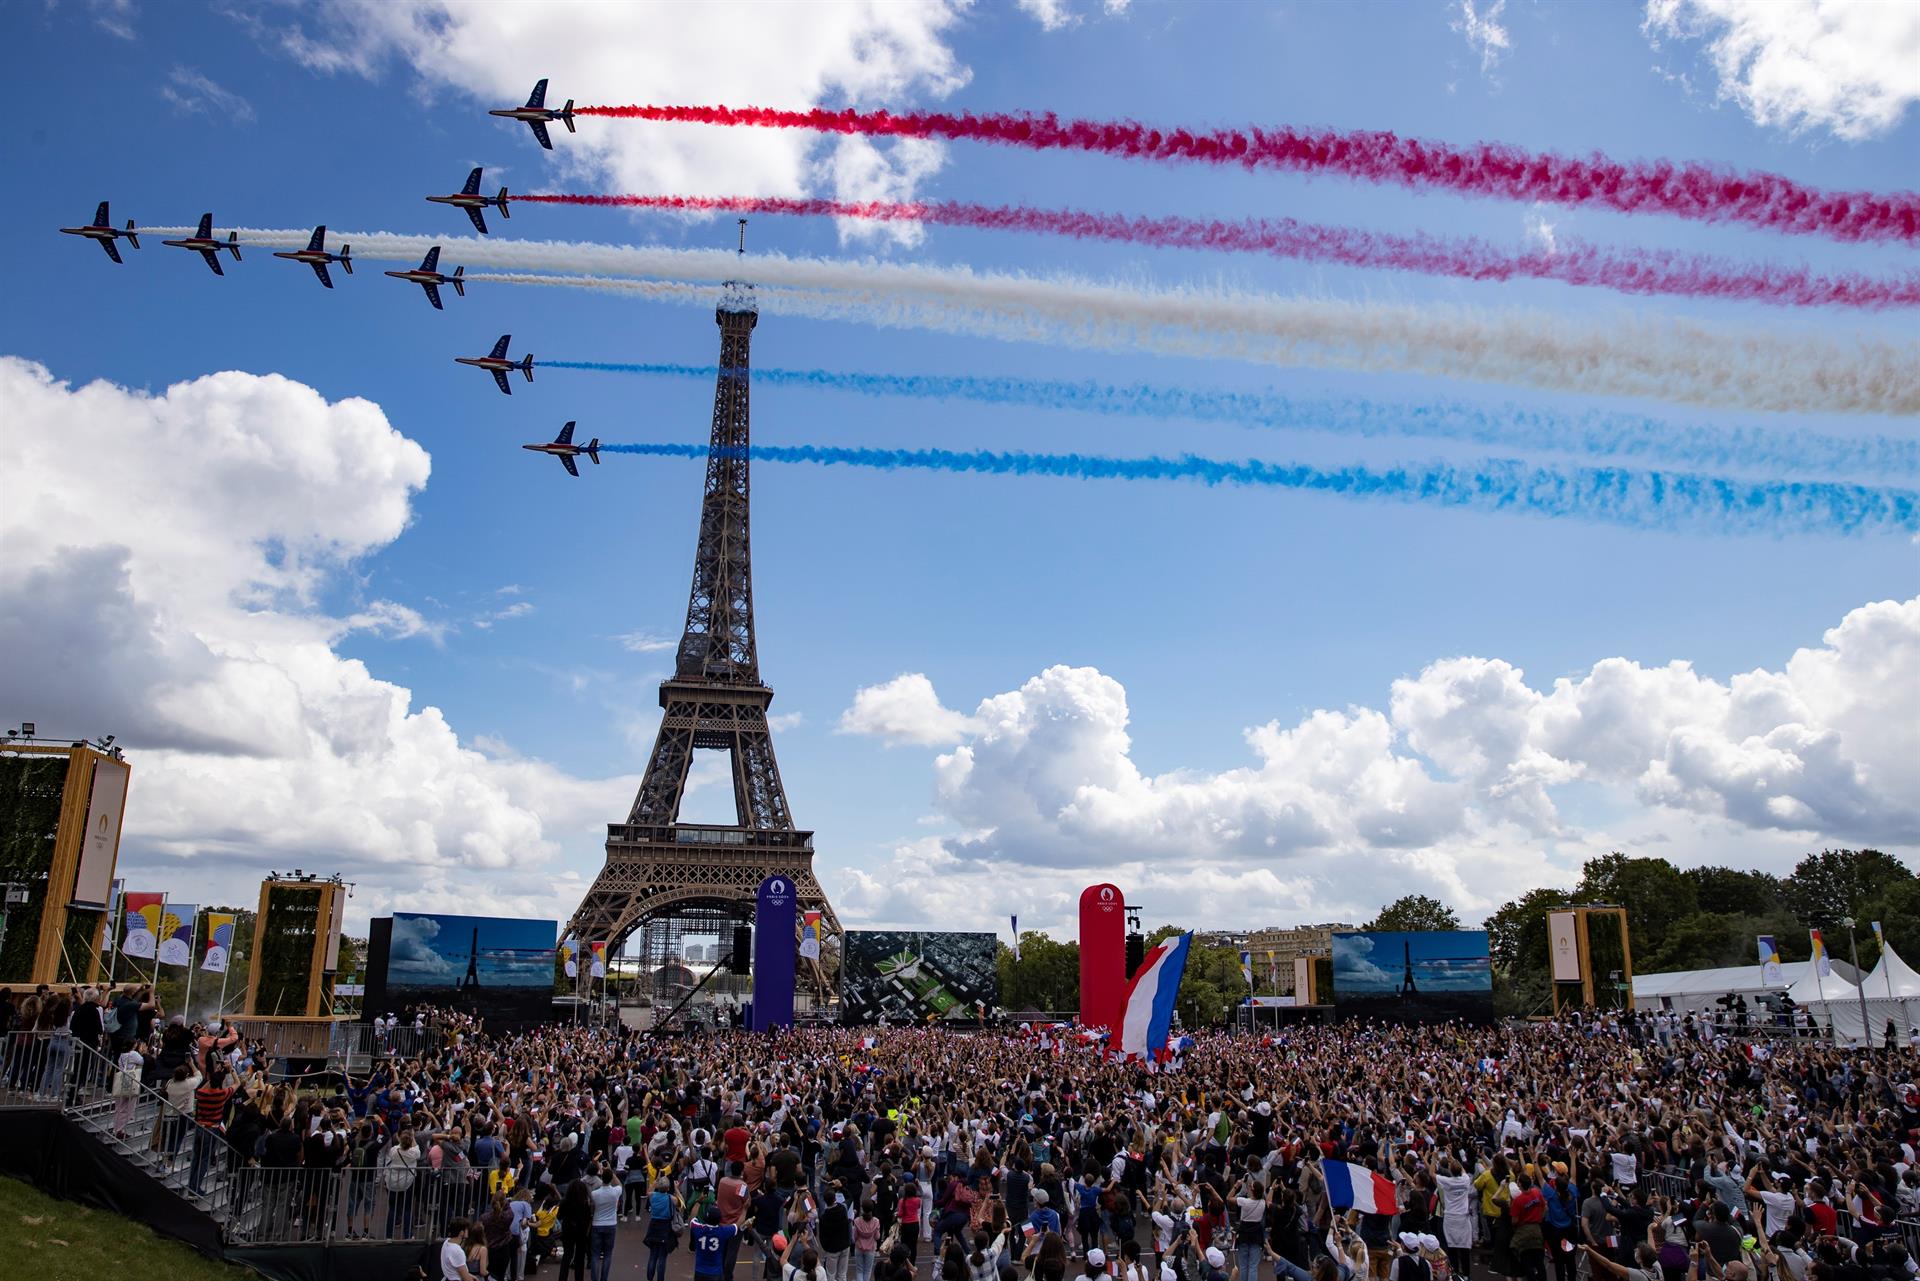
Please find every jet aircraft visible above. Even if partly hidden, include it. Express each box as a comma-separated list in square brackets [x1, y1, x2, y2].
[523, 421, 600, 477]
[490, 79, 575, 150]
[427, 167, 510, 235]
[59, 201, 140, 263]
[383, 246, 465, 310]
[456, 334, 533, 395]
[271, 225, 352, 288]
[162, 213, 242, 275]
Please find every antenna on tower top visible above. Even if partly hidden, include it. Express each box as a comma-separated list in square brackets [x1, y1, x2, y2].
[737, 218, 748, 257]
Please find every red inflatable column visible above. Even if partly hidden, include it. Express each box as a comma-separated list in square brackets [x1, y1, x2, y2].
[1078, 883, 1127, 1033]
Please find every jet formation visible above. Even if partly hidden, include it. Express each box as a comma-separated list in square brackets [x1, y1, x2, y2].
[272, 226, 352, 289]
[456, 334, 535, 396]
[490, 80, 575, 150]
[58, 78, 611, 478]
[59, 201, 140, 263]
[523, 421, 600, 476]
[162, 213, 243, 275]
[427, 167, 510, 235]
[383, 246, 466, 310]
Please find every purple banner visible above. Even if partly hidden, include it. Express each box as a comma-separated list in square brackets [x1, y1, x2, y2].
[749, 874, 798, 1032]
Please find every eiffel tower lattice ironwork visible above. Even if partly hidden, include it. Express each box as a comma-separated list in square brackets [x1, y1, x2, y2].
[564, 294, 839, 957]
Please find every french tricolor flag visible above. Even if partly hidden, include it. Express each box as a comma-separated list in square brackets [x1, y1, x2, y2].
[1322, 1160, 1397, 1215]
[1118, 931, 1193, 1060]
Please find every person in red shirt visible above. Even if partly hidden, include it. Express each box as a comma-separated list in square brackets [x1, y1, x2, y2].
[1803, 1181, 1839, 1238]
[724, 1118, 752, 1166]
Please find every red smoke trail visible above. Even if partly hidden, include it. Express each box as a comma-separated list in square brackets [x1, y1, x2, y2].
[512, 192, 1920, 309]
[569, 104, 1920, 245]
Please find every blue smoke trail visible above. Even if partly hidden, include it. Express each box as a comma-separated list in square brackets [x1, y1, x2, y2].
[596, 442, 1918, 537]
[540, 361, 1916, 479]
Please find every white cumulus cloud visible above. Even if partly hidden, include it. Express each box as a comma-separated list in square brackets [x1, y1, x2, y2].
[0, 357, 636, 926]
[833, 595, 1920, 932]
[262, 0, 972, 246]
[1643, 0, 1920, 140]
[839, 673, 978, 746]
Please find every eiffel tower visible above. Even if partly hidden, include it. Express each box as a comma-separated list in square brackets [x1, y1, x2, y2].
[564, 286, 839, 964]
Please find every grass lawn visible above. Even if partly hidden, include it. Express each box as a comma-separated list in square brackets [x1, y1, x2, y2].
[0, 1174, 253, 1281]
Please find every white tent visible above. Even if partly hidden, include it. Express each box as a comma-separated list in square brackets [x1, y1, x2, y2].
[1632, 959, 1859, 1014]
[1865, 942, 1920, 999]
[1792, 943, 1920, 1048]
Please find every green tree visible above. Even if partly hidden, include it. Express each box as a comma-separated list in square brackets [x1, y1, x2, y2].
[1684, 866, 1787, 917]
[1482, 886, 1570, 1016]
[1575, 853, 1698, 958]
[995, 933, 1079, 1012]
[1783, 849, 1914, 934]
[1365, 894, 1462, 933]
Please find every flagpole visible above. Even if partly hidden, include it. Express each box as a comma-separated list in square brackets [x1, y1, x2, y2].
[153, 895, 168, 992]
[105, 889, 122, 989]
[1880, 924, 1910, 1046]
[183, 910, 197, 1019]
[217, 951, 231, 1018]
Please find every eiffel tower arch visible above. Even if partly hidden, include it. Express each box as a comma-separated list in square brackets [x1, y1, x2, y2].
[564, 292, 840, 993]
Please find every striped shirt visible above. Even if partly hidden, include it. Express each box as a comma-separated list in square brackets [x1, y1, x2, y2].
[194, 1083, 236, 1128]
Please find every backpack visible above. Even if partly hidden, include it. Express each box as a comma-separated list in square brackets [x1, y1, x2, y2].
[385, 1147, 417, 1192]
[102, 1005, 122, 1035]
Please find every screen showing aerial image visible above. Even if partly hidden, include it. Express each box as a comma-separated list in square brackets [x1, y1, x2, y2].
[841, 930, 997, 1024]
[379, 912, 556, 1026]
[1330, 930, 1494, 1024]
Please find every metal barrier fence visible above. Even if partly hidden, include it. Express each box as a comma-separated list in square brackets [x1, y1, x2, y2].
[215, 1164, 493, 1245]
[0, 1029, 120, 1108]
[327, 1023, 440, 1070]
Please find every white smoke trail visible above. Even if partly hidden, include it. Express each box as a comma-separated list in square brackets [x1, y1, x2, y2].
[149, 227, 1920, 415]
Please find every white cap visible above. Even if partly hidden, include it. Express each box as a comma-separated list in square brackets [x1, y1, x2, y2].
[1419, 1236, 1440, 1252]
[1205, 1247, 1226, 1269]
[1087, 1250, 1107, 1267]
[1400, 1233, 1421, 1249]
[1257, 1101, 1272, 1116]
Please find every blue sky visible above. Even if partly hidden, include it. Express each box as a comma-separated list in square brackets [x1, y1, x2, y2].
[2, 0, 1914, 940]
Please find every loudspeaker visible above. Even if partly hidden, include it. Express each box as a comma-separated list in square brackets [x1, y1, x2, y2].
[730, 924, 752, 974]
[1125, 932, 1145, 979]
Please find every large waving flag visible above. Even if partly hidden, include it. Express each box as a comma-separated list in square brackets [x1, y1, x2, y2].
[1323, 1160, 1398, 1215]
[122, 892, 164, 958]
[157, 905, 197, 967]
[202, 913, 237, 972]
[561, 939, 578, 979]
[1810, 929, 1832, 977]
[1118, 931, 1192, 1060]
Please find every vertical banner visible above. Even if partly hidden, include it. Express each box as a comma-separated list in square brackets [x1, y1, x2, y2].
[589, 941, 607, 978]
[1549, 911, 1582, 982]
[1757, 935, 1783, 986]
[1293, 956, 1313, 1004]
[72, 756, 130, 909]
[121, 892, 164, 958]
[1010, 914, 1021, 963]
[1078, 883, 1127, 1033]
[1240, 950, 1254, 989]
[157, 905, 197, 967]
[1810, 929, 1832, 977]
[799, 911, 822, 960]
[202, 913, 236, 972]
[561, 939, 578, 979]
[750, 874, 798, 1032]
